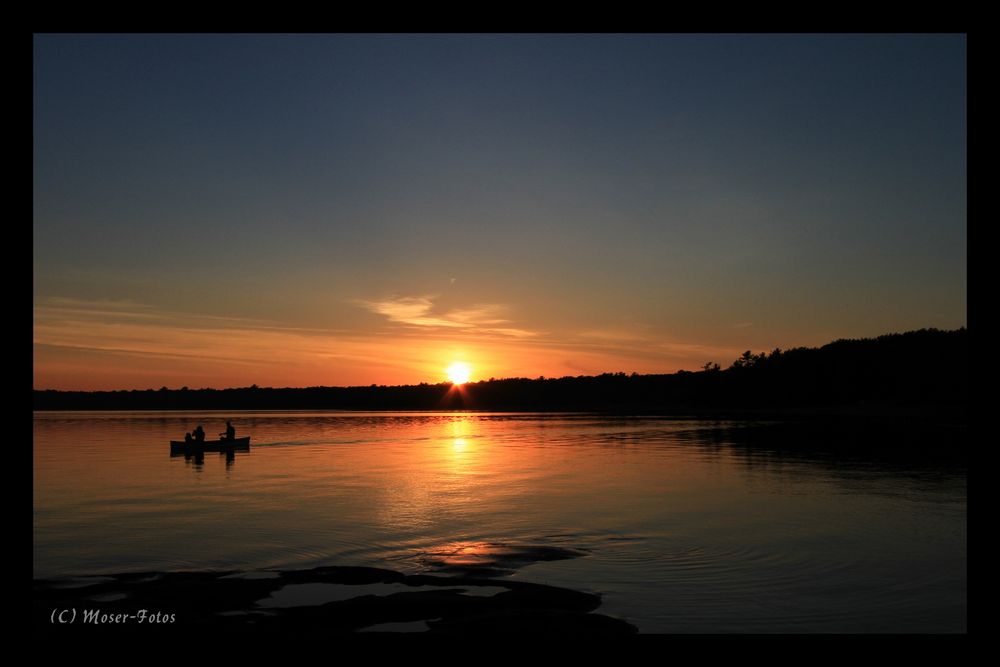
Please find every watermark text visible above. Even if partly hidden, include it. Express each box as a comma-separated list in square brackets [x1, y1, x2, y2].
[49, 608, 176, 625]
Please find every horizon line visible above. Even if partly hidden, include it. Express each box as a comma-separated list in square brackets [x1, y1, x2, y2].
[32, 326, 966, 394]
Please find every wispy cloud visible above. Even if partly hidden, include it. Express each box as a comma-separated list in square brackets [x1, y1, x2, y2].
[577, 328, 652, 343]
[33, 297, 472, 389]
[34, 297, 285, 329]
[478, 327, 539, 338]
[357, 296, 538, 338]
[568, 330, 740, 366]
[361, 296, 464, 328]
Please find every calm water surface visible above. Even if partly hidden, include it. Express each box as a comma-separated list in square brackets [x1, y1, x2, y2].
[33, 411, 966, 632]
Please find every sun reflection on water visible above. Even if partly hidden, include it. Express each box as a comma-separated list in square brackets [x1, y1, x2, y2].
[372, 415, 503, 532]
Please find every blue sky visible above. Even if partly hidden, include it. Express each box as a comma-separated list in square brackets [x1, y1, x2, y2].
[33, 34, 966, 389]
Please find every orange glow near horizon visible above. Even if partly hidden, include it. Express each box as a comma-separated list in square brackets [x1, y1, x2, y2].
[32, 298, 753, 391]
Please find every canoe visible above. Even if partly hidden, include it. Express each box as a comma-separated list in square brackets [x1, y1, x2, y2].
[170, 436, 251, 453]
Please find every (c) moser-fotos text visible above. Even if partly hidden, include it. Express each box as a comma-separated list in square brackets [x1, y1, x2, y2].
[50, 608, 176, 625]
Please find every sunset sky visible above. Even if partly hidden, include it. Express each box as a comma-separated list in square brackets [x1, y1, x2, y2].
[33, 34, 966, 390]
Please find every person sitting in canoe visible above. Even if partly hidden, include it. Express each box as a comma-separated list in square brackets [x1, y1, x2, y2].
[193, 425, 206, 442]
[219, 420, 236, 441]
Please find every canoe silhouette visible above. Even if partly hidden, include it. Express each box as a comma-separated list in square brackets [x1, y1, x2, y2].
[170, 436, 251, 453]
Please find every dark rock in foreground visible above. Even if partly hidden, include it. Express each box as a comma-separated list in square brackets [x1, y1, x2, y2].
[34, 566, 638, 635]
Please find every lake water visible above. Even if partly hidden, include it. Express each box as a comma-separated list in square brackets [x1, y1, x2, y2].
[33, 411, 966, 633]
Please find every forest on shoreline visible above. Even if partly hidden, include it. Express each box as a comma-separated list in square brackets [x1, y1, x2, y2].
[34, 328, 966, 414]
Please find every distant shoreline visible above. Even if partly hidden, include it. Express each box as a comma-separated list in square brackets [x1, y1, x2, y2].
[34, 328, 966, 417]
[32, 403, 966, 421]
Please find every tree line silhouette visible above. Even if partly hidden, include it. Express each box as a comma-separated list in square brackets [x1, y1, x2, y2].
[34, 328, 966, 414]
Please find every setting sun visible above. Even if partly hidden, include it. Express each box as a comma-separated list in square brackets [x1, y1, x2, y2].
[446, 362, 472, 385]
